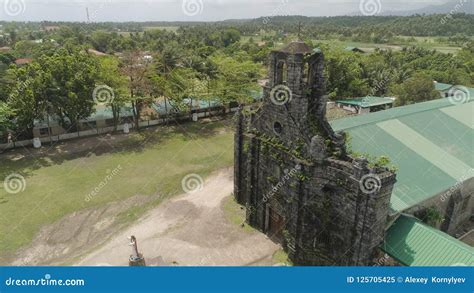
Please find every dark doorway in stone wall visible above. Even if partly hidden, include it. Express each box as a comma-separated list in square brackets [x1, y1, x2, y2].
[267, 207, 285, 242]
[273, 121, 283, 135]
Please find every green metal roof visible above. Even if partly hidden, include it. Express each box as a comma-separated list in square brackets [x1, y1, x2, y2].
[344, 46, 365, 52]
[382, 215, 474, 266]
[434, 82, 454, 91]
[434, 82, 470, 94]
[336, 96, 394, 108]
[330, 87, 474, 212]
[86, 105, 134, 121]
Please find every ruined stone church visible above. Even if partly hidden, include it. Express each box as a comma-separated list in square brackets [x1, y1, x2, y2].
[234, 41, 397, 265]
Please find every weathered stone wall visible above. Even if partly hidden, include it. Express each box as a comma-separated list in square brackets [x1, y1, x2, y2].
[234, 43, 397, 266]
[402, 176, 473, 236]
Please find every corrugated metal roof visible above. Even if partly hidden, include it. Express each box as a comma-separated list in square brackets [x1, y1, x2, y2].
[434, 82, 453, 91]
[336, 96, 394, 108]
[330, 87, 474, 212]
[80, 105, 134, 122]
[382, 215, 474, 266]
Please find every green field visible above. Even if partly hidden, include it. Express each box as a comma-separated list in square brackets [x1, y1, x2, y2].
[144, 26, 180, 32]
[241, 33, 465, 54]
[315, 38, 462, 54]
[0, 120, 234, 259]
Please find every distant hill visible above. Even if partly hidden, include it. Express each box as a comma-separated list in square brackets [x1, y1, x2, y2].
[381, 0, 473, 16]
[220, 14, 474, 36]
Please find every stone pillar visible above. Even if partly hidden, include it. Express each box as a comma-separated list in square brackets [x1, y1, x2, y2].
[245, 134, 260, 228]
[350, 161, 396, 265]
[234, 108, 245, 205]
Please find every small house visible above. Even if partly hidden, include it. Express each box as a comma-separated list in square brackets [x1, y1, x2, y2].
[336, 96, 394, 114]
[344, 46, 365, 53]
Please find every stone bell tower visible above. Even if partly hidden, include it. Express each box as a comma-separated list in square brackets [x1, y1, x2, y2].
[234, 41, 397, 265]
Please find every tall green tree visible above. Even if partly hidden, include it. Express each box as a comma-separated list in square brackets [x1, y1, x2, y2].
[120, 50, 153, 130]
[0, 101, 14, 134]
[7, 49, 99, 135]
[209, 54, 260, 105]
[42, 49, 100, 131]
[6, 62, 52, 137]
[389, 73, 439, 106]
[97, 56, 128, 130]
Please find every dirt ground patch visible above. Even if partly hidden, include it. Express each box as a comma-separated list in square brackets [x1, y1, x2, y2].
[8, 194, 158, 266]
[8, 168, 280, 266]
[76, 168, 280, 266]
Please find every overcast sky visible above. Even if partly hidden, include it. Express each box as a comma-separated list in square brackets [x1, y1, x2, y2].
[0, 0, 461, 22]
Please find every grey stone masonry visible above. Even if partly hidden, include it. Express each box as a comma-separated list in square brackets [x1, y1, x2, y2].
[234, 41, 397, 266]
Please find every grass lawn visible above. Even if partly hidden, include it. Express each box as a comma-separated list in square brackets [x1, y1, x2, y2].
[272, 249, 292, 266]
[0, 120, 234, 259]
[222, 195, 254, 233]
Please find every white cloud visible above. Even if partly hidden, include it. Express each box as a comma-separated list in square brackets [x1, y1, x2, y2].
[0, 0, 461, 22]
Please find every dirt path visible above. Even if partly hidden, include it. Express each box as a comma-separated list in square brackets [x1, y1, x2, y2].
[75, 168, 280, 266]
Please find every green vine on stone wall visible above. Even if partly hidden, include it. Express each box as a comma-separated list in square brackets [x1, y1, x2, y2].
[253, 131, 306, 161]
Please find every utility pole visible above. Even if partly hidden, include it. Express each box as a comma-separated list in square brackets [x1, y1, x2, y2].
[86, 7, 90, 23]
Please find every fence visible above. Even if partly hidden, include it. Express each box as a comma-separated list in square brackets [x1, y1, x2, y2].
[0, 106, 238, 152]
